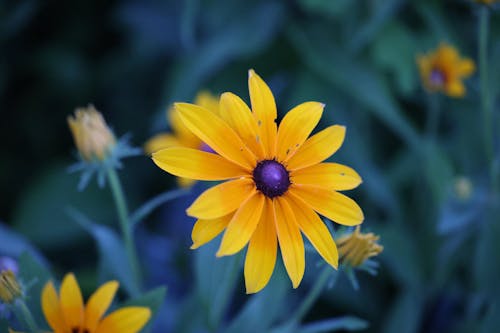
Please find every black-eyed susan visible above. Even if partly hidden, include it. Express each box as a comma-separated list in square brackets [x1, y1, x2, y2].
[41, 273, 150, 333]
[417, 43, 475, 98]
[145, 91, 219, 188]
[152, 70, 364, 293]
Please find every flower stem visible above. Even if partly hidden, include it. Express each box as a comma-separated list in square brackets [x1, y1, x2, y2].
[425, 93, 440, 141]
[478, 6, 497, 194]
[293, 266, 337, 322]
[15, 299, 39, 333]
[105, 166, 141, 290]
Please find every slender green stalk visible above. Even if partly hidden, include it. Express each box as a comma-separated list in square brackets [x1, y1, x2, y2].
[478, 6, 498, 195]
[293, 266, 337, 322]
[426, 93, 441, 141]
[16, 299, 39, 333]
[105, 166, 140, 288]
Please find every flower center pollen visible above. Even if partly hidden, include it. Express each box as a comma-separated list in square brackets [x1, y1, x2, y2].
[253, 160, 290, 198]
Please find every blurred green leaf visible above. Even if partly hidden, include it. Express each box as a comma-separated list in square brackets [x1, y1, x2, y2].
[124, 286, 167, 333]
[371, 22, 418, 95]
[474, 216, 500, 293]
[66, 208, 139, 296]
[382, 290, 424, 333]
[299, 316, 369, 333]
[130, 188, 190, 226]
[194, 238, 241, 331]
[17, 252, 52, 327]
[11, 163, 114, 250]
[224, 267, 288, 333]
[0, 224, 47, 266]
[288, 24, 421, 149]
[297, 0, 352, 19]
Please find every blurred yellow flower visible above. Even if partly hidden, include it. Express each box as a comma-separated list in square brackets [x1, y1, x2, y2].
[417, 43, 475, 98]
[68, 106, 116, 161]
[145, 91, 219, 187]
[152, 70, 364, 293]
[337, 226, 383, 267]
[42, 273, 150, 333]
[0, 270, 22, 304]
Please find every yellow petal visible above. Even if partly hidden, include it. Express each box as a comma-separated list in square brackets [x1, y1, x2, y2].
[287, 125, 345, 171]
[446, 80, 466, 97]
[248, 69, 278, 158]
[41, 281, 67, 333]
[194, 91, 220, 116]
[290, 185, 364, 226]
[191, 215, 232, 249]
[217, 192, 265, 256]
[219, 92, 265, 159]
[175, 103, 255, 169]
[244, 198, 277, 293]
[277, 101, 324, 162]
[286, 195, 338, 269]
[84, 281, 119, 333]
[458, 58, 475, 77]
[144, 133, 182, 155]
[291, 163, 362, 191]
[168, 107, 200, 147]
[187, 178, 254, 219]
[95, 307, 151, 333]
[59, 273, 84, 332]
[273, 197, 305, 288]
[152, 147, 248, 181]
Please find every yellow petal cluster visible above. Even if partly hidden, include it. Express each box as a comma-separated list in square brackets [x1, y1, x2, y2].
[145, 91, 219, 187]
[417, 43, 475, 98]
[68, 105, 116, 161]
[41, 273, 151, 333]
[152, 70, 364, 293]
[337, 226, 383, 267]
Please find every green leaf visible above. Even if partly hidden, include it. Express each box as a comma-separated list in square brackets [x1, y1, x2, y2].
[287, 24, 420, 149]
[130, 188, 190, 226]
[194, 238, 242, 331]
[299, 316, 369, 333]
[223, 267, 289, 333]
[66, 208, 139, 296]
[0, 224, 47, 266]
[382, 290, 424, 333]
[11, 163, 114, 250]
[17, 252, 52, 327]
[124, 286, 167, 333]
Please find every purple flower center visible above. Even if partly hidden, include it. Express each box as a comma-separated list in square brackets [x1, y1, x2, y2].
[253, 160, 290, 198]
[430, 69, 446, 86]
[200, 142, 215, 154]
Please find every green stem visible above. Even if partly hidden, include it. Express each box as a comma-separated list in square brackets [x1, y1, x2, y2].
[426, 93, 441, 141]
[16, 299, 39, 333]
[293, 266, 337, 322]
[478, 6, 496, 194]
[105, 166, 141, 290]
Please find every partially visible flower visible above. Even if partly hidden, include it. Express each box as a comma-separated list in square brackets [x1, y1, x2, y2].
[68, 105, 116, 161]
[152, 70, 364, 293]
[0, 270, 22, 304]
[417, 43, 475, 98]
[42, 273, 151, 333]
[67, 105, 141, 190]
[337, 226, 383, 268]
[145, 91, 219, 187]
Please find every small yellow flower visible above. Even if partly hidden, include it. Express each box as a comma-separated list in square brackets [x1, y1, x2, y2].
[68, 106, 116, 161]
[0, 270, 22, 304]
[337, 226, 383, 267]
[152, 70, 364, 293]
[417, 43, 475, 98]
[41, 273, 151, 333]
[145, 91, 219, 187]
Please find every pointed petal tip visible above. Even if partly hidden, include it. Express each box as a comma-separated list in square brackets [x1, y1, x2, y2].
[248, 69, 255, 78]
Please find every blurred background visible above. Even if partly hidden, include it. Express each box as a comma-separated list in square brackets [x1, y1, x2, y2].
[1, 0, 499, 332]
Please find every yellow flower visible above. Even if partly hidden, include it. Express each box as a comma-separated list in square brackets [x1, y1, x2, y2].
[337, 226, 383, 267]
[41, 273, 151, 333]
[417, 43, 475, 98]
[0, 270, 22, 304]
[152, 70, 364, 293]
[145, 91, 219, 188]
[68, 106, 116, 161]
